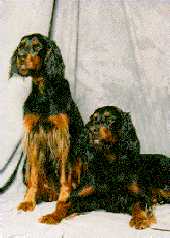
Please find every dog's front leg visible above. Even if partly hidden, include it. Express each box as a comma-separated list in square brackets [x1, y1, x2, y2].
[39, 114, 72, 224]
[17, 114, 40, 212]
[17, 142, 39, 211]
[39, 149, 72, 224]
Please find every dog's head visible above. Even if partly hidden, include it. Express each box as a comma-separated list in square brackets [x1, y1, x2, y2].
[85, 106, 139, 155]
[9, 33, 65, 80]
[85, 106, 122, 151]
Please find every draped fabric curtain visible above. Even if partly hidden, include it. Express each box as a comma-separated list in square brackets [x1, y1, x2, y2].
[53, 0, 170, 155]
[0, 0, 169, 156]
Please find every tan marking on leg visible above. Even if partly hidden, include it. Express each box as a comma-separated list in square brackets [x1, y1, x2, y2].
[17, 141, 39, 211]
[78, 186, 95, 197]
[39, 201, 71, 224]
[58, 147, 71, 202]
[17, 187, 37, 212]
[152, 188, 160, 204]
[147, 210, 157, 225]
[48, 114, 71, 202]
[105, 153, 117, 161]
[129, 202, 155, 229]
[74, 159, 82, 185]
[128, 182, 141, 194]
[152, 188, 170, 204]
[159, 189, 170, 198]
[39, 115, 71, 224]
[71, 158, 88, 189]
[23, 114, 40, 133]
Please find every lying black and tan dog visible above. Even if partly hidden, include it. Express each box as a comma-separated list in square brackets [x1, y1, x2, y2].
[0, 33, 84, 223]
[51, 106, 141, 223]
[67, 105, 146, 228]
[61, 106, 170, 229]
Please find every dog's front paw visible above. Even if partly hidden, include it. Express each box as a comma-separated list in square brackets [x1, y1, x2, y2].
[129, 216, 150, 229]
[39, 213, 61, 224]
[39, 201, 71, 224]
[17, 201, 36, 212]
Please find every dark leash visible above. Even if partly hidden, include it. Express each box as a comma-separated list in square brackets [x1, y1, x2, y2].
[0, 139, 23, 193]
[48, 0, 57, 39]
[151, 227, 170, 232]
[0, 138, 22, 173]
[0, 151, 24, 193]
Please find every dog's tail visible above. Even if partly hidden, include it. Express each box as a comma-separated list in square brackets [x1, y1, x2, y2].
[0, 139, 23, 193]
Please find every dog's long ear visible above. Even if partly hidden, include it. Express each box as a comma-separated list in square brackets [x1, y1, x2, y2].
[44, 38, 65, 80]
[121, 112, 132, 136]
[120, 112, 140, 156]
[9, 48, 18, 78]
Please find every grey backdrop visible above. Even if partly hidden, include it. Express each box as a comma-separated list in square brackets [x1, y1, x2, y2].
[53, 0, 170, 155]
[0, 0, 170, 156]
[0, 0, 170, 158]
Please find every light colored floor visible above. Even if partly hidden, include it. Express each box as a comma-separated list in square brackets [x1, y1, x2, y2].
[0, 179, 170, 238]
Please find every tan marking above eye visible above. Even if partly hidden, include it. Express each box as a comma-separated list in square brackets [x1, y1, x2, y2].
[32, 37, 39, 45]
[104, 111, 110, 117]
[128, 182, 141, 193]
[93, 112, 99, 119]
[20, 39, 26, 44]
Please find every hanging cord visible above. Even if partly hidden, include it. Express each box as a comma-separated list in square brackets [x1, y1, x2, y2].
[48, 0, 57, 39]
[151, 227, 170, 232]
[73, 0, 80, 98]
[0, 152, 24, 193]
[0, 139, 22, 173]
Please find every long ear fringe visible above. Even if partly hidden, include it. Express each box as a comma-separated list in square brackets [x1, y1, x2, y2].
[9, 49, 18, 79]
[119, 112, 140, 156]
[121, 112, 133, 136]
[44, 38, 65, 80]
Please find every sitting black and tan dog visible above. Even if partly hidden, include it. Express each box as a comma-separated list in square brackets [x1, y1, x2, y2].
[7, 33, 84, 223]
[61, 106, 170, 229]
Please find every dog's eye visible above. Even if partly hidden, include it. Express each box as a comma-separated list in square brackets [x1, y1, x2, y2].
[109, 122, 116, 128]
[19, 43, 25, 48]
[33, 44, 42, 51]
[18, 43, 26, 53]
[93, 113, 99, 122]
[17, 48, 26, 57]
[90, 126, 98, 133]
[104, 111, 110, 117]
